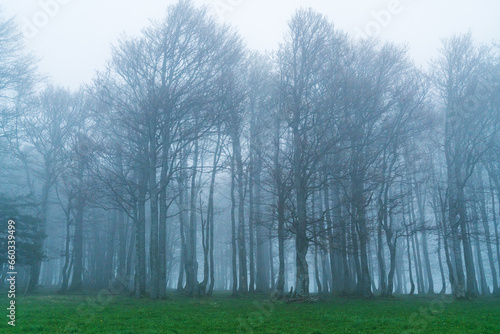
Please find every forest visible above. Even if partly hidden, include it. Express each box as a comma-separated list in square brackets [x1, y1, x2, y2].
[1, 1, 500, 332]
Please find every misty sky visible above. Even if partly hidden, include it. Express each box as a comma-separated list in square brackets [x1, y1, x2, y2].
[1, 0, 499, 89]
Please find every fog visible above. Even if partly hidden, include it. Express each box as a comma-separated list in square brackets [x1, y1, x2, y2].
[0, 0, 499, 315]
[1, 0, 498, 88]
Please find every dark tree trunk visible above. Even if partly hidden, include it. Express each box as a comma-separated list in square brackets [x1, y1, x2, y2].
[69, 162, 85, 292]
[232, 135, 248, 294]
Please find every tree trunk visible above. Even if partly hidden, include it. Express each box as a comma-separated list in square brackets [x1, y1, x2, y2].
[233, 135, 248, 294]
[405, 224, 415, 296]
[177, 154, 188, 292]
[59, 198, 72, 293]
[117, 209, 127, 282]
[185, 139, 199, 296]
[478, 172, 498, 294]
[409, 197, 425, 294]
[126, 215, 135, 290]
[274, 116, 286, 297]
[456, 177, 477, 298]
[199, 192, 209, 295]
[69, 159, 85, 292]
[248, 163, 256, 293]
[255, 156, 269, 293]
[207, 129, 221, 296]
[377, 208, 387, 296]
[158, 132, 171, 299]
[352, 166, 372, 297]
[135, 175, 147, 298]
[324, 182, 338, 294]
[28, 175, 51, 293]
[492, 183, 500, 293]
[415, 187, 434, 294]
[384, 208, 396, 296]
[433, 202, 447, 295]
[230, 153, 238, 296]
[471, 198, 488, 295]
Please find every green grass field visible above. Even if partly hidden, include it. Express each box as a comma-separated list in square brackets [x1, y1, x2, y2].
[2, 293, 499, 333]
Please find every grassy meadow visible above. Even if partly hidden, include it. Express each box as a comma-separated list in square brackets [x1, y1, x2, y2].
[1, 293, 499, 333]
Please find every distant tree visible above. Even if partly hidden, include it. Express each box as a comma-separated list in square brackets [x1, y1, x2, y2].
[20, 87, 84, 292]
[278, 8, 337, 297]
[432, 33, 496, 298]
[0, 12, 37, 155]
[0, 195, 44, 277]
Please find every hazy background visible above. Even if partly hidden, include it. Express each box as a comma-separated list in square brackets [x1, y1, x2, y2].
[1, 0, 499, 89]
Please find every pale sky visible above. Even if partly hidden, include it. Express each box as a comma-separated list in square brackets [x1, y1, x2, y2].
[1, 0, 499, 89]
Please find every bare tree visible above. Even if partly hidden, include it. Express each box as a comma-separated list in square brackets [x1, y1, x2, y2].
[433, 33, 495, 298]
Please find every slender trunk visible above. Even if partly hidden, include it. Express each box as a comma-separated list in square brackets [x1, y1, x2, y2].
[255, 158, 269, 293]
[318, 188, 329, 294]
[413, 232, 425, 294]
[340, 203, 349, 295]
[149, 190, 159, 299]
[313, 190, 322, 294]
[420, 230, 434, 294]
[59, 199, 72, 293]
[433, 201, 447, 295]
[324, 182, 338, 294]
[456, 177, 477, 297]
[269, 232, 275, 290]
[29, 177, 51, 293]
[492, 183, 500, 293]
[248, 165, 255, 293]
[232, 135, 248, 294]
[274, 116, 285, 297]
[199, 193, 208, 295]
[158, 189, 167, 298]
[186, 139, 199, 296]
[377, 209, 387, 296]
[352, 167, 371, 297]
[450, 210, 465, 298]
[118, 209, 127, 281]
[105, 214, 117, 288]
[395, 243, 404, 294]
[314, 243, 322, 294]
[69, 162, 85, 292]
[384, 212, 396, 296]
[405, 225, 415, 296]
[471, 198, 488, 295]
[207, 130, 222, 296]
[351, 208, 361, 294]
[276, 191, 285, 297]
[116, 149, 127, 286]
[126, 216, 135, 289]
[177, 154, 188, 292]
[409, 196, 425, 294]
[416, 187, 434, 294]
[249, 108, 256, 293]
[158, 134, 170, 299]
[477, 173, 498, 294]
[230, 153, 238, 296]
[292, 106, 309, 297]
[136, 175, 147, 298]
